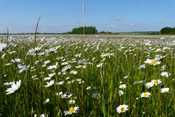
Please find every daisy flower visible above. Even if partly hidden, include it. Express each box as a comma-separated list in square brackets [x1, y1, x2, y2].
[69, 100, 75, 104]
[161, 72, 171, 77]
[44, 77, 51, 81]
[138, 64, 145, 69]
[116, 104, 128, 113]
[118, 90, 124, 96]
[144, 59, 161, 65]
[70, 70, 77, 75]
[151, 79, 162, 86]
[145, 82, 154, 88]
[6, 80, 21, 95]
[44, 98, 50, 104]
[141, 92, 151, 98]
[97, 63, 103, 68]
[123, 75, 128, 79]
[86, 86, 91, 90]
[119, 84, 126, 89]
[133, 80, 142, 84]
[64, 106, 79, 115]
[161, 88, 169, 93]
[56, 81, 64, 85]
[62, 62, 68, 65]
[43, 80, 54, 88]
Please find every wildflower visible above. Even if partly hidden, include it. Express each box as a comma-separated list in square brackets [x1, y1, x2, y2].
[161, 88, 169, 93]
[116, 104, 128, 113]
[145, 82, 154, 88]
[11, 58, 21, 63]
[44, 77, 51, 81]
[44, 60, 50, 65]
[155, 54, 168, 61]
[1, 53, 6, 59]
[48, 73, 55, 78]
[138, 64, 145, 69]
[58, 72, 61, 75]
[86, 86, 91, 90]
[101, 52, 114, 58]
[75, 53, 81, 58]
[124, 75, 128, 79]
[82, 65, 86, 68]
[133, 80, 142, 84]
[70, 70, 77, 75]
[75, 65, 82, 68]
[118, 90, 124, 96]
[144, 59, 161, 65]
[97, 63, 103, 68]
[151, 79, 162, 86]
[47, 62, 58, 70]
[62, 62, 68, 65]
[5, 63, 12, 66]
[69, 100, 75, 104]
[64, 106, 79, 115]
[6, 80, 21, 95]
[0, 43, 7, 52]
[161, 65, 166, 71]
[43, 80, 54, 88]
[161, 72, 170, 77]
[141, 92, 151, 98]
[119, 84, 126, 89]
[92, 93, 101, 99]
[4, 81, 15, 86]
[40, 113, 48, 117]
[44, 98, 50, 103]
[62, 65, 71, 72]
[56, 81, 64, 85]
[155, 48, 161, 52]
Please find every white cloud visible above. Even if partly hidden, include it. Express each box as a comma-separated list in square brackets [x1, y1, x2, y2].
[130, 24, 134, 26]
[115, 14, 122, 20]
[106, 24, 117, 28]
[124, 22, 134, 26]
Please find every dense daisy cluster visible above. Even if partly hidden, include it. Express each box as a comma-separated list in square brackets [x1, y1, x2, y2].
[1, 35, 175, 116]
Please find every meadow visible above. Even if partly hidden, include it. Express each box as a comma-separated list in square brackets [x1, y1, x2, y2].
[1, 34, 175, 116]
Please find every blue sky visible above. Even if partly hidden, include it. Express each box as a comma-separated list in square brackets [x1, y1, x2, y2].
[0, 0, 175, 33]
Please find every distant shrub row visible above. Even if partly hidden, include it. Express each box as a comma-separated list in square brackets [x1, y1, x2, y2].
[72, 26, 98, 34]
[160, 27, 175, 34]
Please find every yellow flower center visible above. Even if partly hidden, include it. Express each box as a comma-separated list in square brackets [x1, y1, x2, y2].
[70, 101, 73, 104]
[122, 86, 125, 89]
[105, 53, 110, 55]
[162, 74, 166, 76]
[163, 90, 167, 93]
[150, 61, 157, 65]
[63, 63, 67, 65]
[153, 81, 158, 84]
[120, 107, 125, 111]
[148, 85, 151, 87]
[68, 108, 75, 113]
[144, 94, 148, 97]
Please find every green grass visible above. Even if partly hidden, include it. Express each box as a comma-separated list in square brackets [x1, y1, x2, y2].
[1, 36, 175, 116]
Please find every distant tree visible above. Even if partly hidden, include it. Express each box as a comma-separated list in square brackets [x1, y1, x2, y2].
[72, 26, 98, 34]
[100, 31, 106, 34]
[160, 27, 175, 34]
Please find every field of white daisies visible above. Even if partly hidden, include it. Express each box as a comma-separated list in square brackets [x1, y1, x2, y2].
[1, 35, 175, 116]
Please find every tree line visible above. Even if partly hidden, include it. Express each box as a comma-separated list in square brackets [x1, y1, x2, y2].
[160, 27, 175, 34]
[72, 26, 98, 34]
